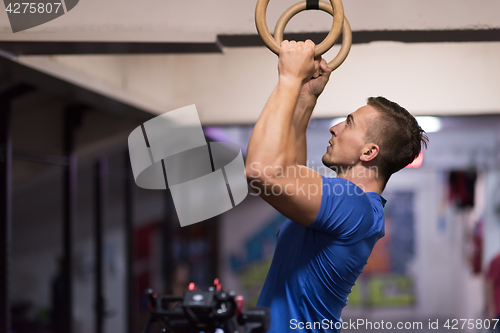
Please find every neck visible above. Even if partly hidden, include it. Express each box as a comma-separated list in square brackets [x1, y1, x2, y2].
[335, 164, 384, 194]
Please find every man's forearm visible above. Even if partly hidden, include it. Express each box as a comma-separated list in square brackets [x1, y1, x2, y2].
[293, 96, 316, 166]
[246, 79, 302, 176]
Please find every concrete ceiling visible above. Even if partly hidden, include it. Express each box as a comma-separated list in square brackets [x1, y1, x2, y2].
[1, 0, 500, 41]
[1, 0, 499, 124]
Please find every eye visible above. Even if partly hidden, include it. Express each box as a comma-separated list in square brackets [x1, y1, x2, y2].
[345, 118, 350, 126]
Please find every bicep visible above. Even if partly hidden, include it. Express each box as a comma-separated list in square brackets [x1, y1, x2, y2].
[248, 165, 322, 227]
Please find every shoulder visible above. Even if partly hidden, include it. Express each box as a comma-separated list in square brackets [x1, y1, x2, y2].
[310, 176, 378, 238]
[320, 176, 373, 210]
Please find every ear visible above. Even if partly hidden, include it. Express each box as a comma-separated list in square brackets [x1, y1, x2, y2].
[360, 143, 379, 162]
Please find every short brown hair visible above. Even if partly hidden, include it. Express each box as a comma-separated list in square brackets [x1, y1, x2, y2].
[365, 96, 429, 181]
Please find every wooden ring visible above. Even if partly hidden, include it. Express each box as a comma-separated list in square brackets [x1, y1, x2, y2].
[256, 0, 348, 69]
[274, 1, 352, 71]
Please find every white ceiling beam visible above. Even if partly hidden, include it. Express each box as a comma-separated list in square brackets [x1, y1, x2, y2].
[1, 0, 499, 42]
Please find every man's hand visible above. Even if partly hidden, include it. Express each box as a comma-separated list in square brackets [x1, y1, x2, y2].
[278, 40, 319, 87]
[292, 58, 332, 131]
[301, 58, 333, 99]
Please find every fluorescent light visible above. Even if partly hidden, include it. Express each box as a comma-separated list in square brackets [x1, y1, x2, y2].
[416, 116, 441, 133]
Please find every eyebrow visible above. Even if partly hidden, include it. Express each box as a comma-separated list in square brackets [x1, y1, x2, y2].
[347, 114, 355, 125]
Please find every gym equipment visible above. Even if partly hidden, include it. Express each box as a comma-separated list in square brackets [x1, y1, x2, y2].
[255, 0, 352, 71]
[142, 281, 270, 333]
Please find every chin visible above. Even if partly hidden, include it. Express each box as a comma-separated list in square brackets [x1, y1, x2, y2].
[322, 155, 334, 168]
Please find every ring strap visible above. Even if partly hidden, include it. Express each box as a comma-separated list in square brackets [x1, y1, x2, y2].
[306, 0, 319, 10]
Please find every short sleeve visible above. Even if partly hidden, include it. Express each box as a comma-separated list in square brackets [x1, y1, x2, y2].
[309, 175, 374, 240]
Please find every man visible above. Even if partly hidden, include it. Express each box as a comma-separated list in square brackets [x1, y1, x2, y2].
[486, 253, 500, 332]
[245, 40, 428, 332]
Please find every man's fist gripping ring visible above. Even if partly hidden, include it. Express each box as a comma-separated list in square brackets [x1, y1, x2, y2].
[255, 0, 352, 71]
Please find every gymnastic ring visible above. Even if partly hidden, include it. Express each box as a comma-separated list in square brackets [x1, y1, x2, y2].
[274, 1, 352, 71]
[255, 0, 345, 60]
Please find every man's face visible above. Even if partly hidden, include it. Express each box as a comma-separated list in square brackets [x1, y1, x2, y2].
[322, 105, 379, 171]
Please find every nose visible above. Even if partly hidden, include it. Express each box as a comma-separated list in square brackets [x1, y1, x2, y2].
[329, 121, 343, 137]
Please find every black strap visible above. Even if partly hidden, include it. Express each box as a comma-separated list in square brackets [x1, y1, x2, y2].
[306, 0, 319, 10]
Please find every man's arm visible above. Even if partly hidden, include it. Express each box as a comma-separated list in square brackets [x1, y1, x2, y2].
[292, 58, 332, 166]
[292, 96, 315, 166]
[245, 40, 326, 227]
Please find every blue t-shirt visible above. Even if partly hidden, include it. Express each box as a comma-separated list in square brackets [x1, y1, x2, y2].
[256, 176, 386, 332]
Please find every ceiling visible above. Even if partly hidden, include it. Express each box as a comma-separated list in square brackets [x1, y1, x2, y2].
[1, 0, 500, 42]
[1, 0, 499, 124]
